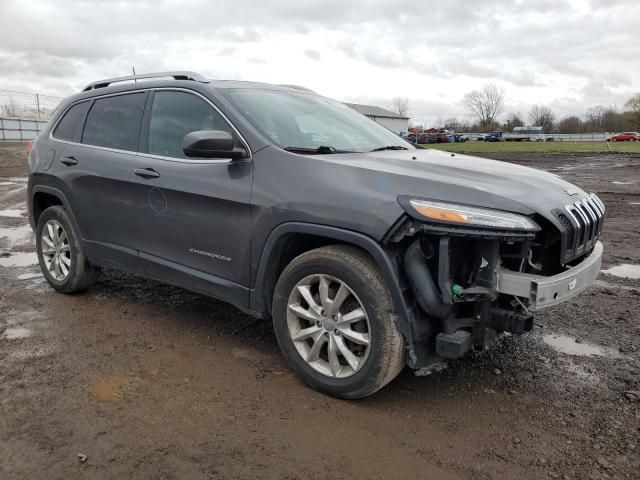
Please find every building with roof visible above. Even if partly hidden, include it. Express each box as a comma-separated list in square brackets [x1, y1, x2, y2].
[343, 103, 409, 136]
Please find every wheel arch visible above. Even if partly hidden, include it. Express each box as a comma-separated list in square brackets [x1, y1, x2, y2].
[29, 185, 82, 239]
[250, 222, 412, 340]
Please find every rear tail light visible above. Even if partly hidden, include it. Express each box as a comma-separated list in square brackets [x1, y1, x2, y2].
[26, 140, 34, 154]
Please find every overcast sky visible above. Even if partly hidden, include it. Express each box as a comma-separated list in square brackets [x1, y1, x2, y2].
[1, 0, 638, 125]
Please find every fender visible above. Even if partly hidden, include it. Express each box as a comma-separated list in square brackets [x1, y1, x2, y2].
[28, 184, 83, 240]
[250, 222, 413, 341]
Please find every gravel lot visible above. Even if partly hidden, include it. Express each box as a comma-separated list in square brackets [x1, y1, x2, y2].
[1, 143, 639, 479]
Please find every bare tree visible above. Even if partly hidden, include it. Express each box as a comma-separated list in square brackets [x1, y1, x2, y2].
[625, 93, 640, 129]
[443, 117, 461, 131]
[503, 113, 524, 130]
[463, 84, 505, 129]
[584, 105, 620, 132]
[528, 105, 555, 132]
[556, 116, 583, 134]
[391, 97, 410, 117]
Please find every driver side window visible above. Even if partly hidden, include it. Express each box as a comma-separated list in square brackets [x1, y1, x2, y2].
[148, 91, 233, 159]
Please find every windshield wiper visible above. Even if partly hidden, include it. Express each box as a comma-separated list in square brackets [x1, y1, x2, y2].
[370, 145, 409, 152]
[284, 146, 355, 154]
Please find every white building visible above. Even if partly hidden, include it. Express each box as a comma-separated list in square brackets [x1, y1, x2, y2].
[344, 103, 410, 136]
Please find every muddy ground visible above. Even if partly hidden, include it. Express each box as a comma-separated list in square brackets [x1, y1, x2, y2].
[0, 142, 639, 479]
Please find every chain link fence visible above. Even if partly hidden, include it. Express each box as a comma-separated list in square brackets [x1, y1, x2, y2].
[0, 89, 63, 141]
[0, 89, 62, 120]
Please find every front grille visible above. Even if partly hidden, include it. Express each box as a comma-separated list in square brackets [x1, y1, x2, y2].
[554, 193, 605, 263]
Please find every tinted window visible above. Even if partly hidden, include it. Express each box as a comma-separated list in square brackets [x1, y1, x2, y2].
[82, 93, 146, 151]
[52, 101, 90, 142]
[148, 91, 233, 159]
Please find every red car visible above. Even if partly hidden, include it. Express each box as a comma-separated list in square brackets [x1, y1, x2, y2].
[607, 132, 640, 141]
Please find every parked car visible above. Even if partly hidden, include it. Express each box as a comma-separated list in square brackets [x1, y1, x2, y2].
[606, 132, 640, 141]
[414, 133, 436, 144]
[453, 134, 467, 143]
[405, 133, 418, 143]
[28, 71, 606, 398]
[481, 131, 503, 142]
[435, 132, 449, 143]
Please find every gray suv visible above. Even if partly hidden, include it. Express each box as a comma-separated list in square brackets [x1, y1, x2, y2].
[28, 71, 605, 398]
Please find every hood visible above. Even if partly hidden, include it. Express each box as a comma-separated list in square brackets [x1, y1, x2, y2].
[321, 147, 588, 223]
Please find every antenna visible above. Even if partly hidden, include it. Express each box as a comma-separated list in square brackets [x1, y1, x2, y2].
[132, 66, 137, 83]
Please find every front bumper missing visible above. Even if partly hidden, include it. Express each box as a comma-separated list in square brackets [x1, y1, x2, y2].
[496, 241, 603, 311]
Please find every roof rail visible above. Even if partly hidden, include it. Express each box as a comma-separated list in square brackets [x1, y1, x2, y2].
[278, 84, 316, 93]
[82, 71, 209, 92]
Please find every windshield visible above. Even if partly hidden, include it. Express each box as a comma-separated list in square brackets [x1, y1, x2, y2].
[223, 88, 413, 153]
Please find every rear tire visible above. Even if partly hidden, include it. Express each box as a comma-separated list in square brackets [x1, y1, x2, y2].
[272, 245, 405, 399]
[36, 206, 100, 293]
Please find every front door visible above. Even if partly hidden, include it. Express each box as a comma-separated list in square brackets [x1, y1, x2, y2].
[129, 89, 252, 305]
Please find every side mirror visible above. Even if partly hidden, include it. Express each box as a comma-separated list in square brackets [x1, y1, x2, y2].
[182, 130, 247, 159]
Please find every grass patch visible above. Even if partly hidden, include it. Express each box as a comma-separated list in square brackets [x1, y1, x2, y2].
[423, 141, 640, 154]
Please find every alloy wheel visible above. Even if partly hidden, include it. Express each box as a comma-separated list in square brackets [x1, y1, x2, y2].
[287, 274, 371, 378]
[41, 219, 71, 281]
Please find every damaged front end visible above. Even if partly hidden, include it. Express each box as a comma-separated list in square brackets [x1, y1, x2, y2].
[387, 195, 605, 368]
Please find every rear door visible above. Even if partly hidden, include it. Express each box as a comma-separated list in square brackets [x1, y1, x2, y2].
[129, 89, 252, 303]
[51, 91, 147, 269]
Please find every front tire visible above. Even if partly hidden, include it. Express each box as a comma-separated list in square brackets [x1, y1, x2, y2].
[272, 245, 405, 399]
[36, 206, 100, 293]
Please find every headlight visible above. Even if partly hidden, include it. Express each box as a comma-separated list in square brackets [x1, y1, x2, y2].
[403, 198, 540, 231]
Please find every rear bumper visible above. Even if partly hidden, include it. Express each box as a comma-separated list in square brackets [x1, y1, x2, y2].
[495, 241, 603, 311]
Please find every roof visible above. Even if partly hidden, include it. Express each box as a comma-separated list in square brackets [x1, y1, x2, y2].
[343, 103, 409, 120]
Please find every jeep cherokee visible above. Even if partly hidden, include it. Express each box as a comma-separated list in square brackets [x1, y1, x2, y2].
[27, 71, 605, 398]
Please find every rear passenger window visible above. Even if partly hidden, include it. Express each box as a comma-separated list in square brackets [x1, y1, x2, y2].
[52, 101, 90, 142]
[148, 91, 233, 159]
[82, 93, 146, 151]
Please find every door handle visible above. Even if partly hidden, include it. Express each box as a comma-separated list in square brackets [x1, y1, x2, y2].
[134, 168, 161, 179]
[60, 156, 78, 166]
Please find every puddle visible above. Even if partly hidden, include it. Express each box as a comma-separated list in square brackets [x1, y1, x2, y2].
[602, 264, 640, 280]
[0, 181, 15, 186]
[0, 224, 33, 246]
[2, 327, 32, 339]
[17, 272, 43, 280]
[631, 202, 640, 206]
[593, 279, 638, 291]
[612, 181, 634, 185]
[0, 252, 39, 267]
[543, 334, 619, 357]
[88, 375, 132, 401]
[0, 209, 25, 218]
[0, 177, 27, 183]
[2, 308, 42, 329]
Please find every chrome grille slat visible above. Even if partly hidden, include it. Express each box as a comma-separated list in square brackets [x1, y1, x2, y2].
[557, 193, 605, 263]
[589, 195, 604, 215]
[572, 203, 590, 246]
[591, 194, 606, 213]
[582, 199, 599, 239]
[587, 196, 603, 234]
[578, 200, 596, 240]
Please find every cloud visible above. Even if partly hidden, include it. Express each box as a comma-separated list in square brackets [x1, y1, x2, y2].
[0, 0, 638, 124]
[304, 50, 322, 61]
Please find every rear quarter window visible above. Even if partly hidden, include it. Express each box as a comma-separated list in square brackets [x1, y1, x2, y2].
[82, 93, 146, 151]
[52, 101, 91, 142]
